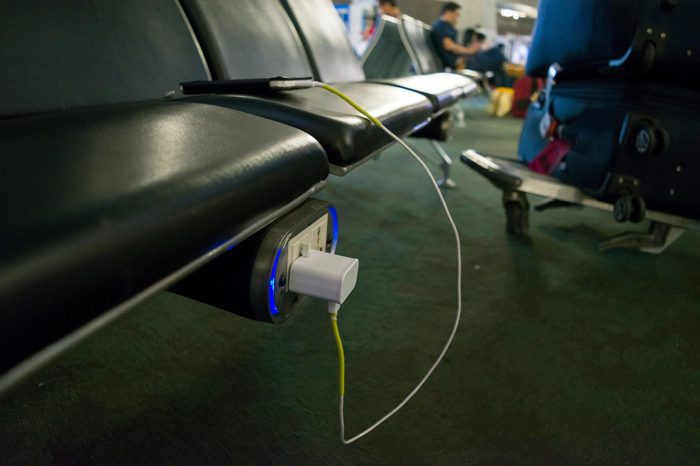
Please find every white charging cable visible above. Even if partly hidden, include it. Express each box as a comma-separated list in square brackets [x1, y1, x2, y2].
[309, 81, 463, 444]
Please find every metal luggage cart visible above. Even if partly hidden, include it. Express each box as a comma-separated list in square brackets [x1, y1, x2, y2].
[461, 149, 700, 254]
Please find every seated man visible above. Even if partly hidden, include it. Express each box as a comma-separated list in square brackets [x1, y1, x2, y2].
[431, 2, 481, 70]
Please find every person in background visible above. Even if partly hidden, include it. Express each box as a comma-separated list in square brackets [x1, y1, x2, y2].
[463, 27, 476, 46]
[356, 0, 399, 55]
[463, 28, 485, 49]
[431, 2, 481, 70]
[468, 41, 509, 87]
[355, 8, 377, 56]
[378, 0, 401, 18]
[361, 10, 377, 41]
[474, 32, 487, 50]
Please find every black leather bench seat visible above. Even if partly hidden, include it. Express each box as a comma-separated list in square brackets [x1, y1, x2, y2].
[0, 100, 328, 378]
[400, 14, 488, 92]
[186, 84, 432, 172]
[399, 15, 446, 75]
[180, 0, 433, 172]
[376, 73, 478, 112]
[281, 0, 473, 114]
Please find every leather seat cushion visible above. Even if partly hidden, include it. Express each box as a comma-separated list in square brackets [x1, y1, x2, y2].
[0, 100, 328, 373]
[374, 73, 478, 111]
[188, 83, 433, 167]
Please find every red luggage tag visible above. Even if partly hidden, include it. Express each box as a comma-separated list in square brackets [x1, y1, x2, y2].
[528, 139, 572, 175]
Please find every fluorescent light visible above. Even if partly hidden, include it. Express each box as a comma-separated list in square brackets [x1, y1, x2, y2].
[499, 7, 530, 20]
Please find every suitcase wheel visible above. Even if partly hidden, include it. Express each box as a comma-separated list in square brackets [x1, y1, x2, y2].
[613, 193, 646, 224]
[632, 123, 669, 157]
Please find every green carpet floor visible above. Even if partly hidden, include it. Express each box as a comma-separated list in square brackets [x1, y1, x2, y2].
[2, 99, 699, 465]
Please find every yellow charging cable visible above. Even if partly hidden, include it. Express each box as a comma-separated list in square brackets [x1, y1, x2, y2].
[315, 83, 384, 128]
[329, 313, 345, 397]
[314, 81, 463, 446]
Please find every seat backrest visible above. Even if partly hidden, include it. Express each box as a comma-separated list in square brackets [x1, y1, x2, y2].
[280, 0, 366, 83]
[401, 15, 444, 74]
[179, 0, 314, 80]
[0, 0, 210, 117]
[361, 15, 415, 79]
[423, 28, 448, 70]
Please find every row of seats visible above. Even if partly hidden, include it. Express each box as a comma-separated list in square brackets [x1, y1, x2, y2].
[363, 14, 478, 109]
[0, 0, 475, 384]
[363, 14, 486, 91]
[181, 0, 429, 172]
[359, 13, 483, 186]
[363, 15, 416, 79]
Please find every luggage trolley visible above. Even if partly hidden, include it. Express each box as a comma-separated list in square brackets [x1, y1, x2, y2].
[460, 150, 700, 254]
[467, 0, 700, 254]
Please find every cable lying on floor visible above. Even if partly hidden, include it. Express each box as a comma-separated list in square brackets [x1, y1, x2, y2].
[312, 81, 463, 445]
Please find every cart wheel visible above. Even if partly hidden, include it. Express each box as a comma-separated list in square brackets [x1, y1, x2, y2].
[505, 201, 529, 235]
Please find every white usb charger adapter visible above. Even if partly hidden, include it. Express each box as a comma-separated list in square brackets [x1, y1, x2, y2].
[288, 244, 359, 314]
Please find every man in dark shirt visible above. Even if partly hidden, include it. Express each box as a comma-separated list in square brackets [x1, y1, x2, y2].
[431, 2, 481, 70]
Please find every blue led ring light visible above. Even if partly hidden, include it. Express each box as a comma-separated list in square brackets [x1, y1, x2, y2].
[328, 206, 339, 254]
[268, 249, 283, 316]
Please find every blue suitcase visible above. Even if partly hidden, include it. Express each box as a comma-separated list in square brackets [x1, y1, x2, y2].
[519, 77, 700, 221]
[526, 0, 700, 83]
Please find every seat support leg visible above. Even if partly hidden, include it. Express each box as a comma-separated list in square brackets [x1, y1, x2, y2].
[430, 140, 456, 189]
[598, 222, 685, 254]
[452, 105, 466, 128]
[502, 190, 530, 235]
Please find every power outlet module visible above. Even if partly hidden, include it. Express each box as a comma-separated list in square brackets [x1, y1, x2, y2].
[249, 200, 336, 323]
[169, 200, 336, 324]
[286, 214, 329, 277]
